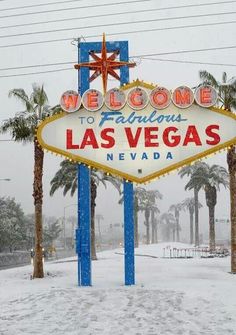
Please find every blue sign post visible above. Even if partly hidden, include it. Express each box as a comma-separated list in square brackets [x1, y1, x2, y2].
[124, 181, 135, 285]
[76, 38, 135, 286]
[77, 41, 91, 286]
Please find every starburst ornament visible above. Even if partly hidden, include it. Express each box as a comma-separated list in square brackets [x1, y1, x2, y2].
[74, 34, 136, 94]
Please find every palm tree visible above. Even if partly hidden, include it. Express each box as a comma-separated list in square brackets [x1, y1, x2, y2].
[150, 208, 159, 244]
[118, 186, 156, 248]
[199, 71, 236, 270]
[184, 162, 229, 251]
[153, 217, 159, 243]
[169, 203, 183, 242]
[134, 187, 153, 247]
[160, 212, 176, 241]
[181, 197, 202, 244]
[0, 84, 56, 278]
[95, 214, 104, 247]
[138, 189, 162, 244]
[179, 162, 202, 246]
[199, 71, 236, 110]
[133, 188, 141, 248]
[50, 160, 121, 260]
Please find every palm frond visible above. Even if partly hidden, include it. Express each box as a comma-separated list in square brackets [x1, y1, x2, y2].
[160, 212, 175, 225]
[199, 71, 219, 88]
[50, 160, 122, 197]
[8, 89, 33, 112]
[102, 174, 122, 194]
[71, 178, 77, 196]
[63, 183, 73, 196]
[31, 84, 48, 107]
[0, 116, 35, 142]
[222, 72, 227, 84]
[178, 165, 194, 178]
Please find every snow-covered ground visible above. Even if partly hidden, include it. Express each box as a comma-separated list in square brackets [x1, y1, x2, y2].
[0, 243, 235, 335]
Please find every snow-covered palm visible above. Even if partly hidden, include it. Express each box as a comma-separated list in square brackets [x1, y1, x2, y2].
[199, 71, 236, 268]
[160, 212, 176, 242]
[169, 203, 183, 242]
[179, 162, 203, 246]
[118, 187, 161, 247]
[185, 163, 228, 192]
[181, 197, 202, 244]
[138, 189, 162, 244]
[0, 84, 58, 278]
[50, 160, 122, 259]
[50, 160, 121, 197]
[184, 162, 228, 250]
[119, 187, 162, 245]
[199, 71, 236, 110]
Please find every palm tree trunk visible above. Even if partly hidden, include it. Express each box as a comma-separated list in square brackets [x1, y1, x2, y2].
[145, 210, 150, 244]
[189, 209, 194, 244]
[155, 222, 158, 243]
[227, 146, 236, 273]
[134, 196, 139, 248]
[33, 140, 44, 278]
[146, 221, 150, 244]
[194, 187, 199, 246]
[172, 227, 175, 242]
[176, 213, 180, 242]
[166, 222, 170, 241]
[97, 218, 102, 246]
[208, 206, 215, 252]
[151, 210, 155, 243]
[91, 179, 97, 260]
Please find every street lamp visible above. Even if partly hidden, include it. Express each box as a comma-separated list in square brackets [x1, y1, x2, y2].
[0, 179, 11, 192]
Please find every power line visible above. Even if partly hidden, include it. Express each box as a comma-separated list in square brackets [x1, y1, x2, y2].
[132, 45, 236, 57]
[0, 61, 75, 71]
[139, 57, 236, 67]
[1, 0, 236, 30]
[1, 47, 236, 78]
[1, 21, 236, 49]
[1, 45, 236, 72]
[0, 68, 73, 78]
[0, 36, 72, 48]
[1, 57, 236, 79]
[0, 10, 235, 39]
[0, 0, 153, 19]
[0, 20, 236, 49]
[0, 0, 85, 12]
[103, 20, 236, 39]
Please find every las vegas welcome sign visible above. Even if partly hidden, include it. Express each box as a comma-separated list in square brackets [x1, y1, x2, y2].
[37, 80, 236, 183]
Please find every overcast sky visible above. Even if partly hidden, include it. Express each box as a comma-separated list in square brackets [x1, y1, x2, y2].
[0, 0, 235, 239]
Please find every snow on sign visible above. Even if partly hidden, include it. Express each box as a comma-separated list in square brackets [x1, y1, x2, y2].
[37, 80, 236, 183]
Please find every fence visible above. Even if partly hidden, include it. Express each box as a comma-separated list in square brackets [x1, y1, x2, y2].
[0, 251, 31, 268]
[162, 246, 229, 259]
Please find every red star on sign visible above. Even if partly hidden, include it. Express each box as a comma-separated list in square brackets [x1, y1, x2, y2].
[74, 34, 136, 94]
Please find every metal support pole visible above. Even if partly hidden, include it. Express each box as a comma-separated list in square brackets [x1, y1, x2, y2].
[77, 41, 91, 286]
[124, 181, 135, 285]
[78, 164, 91, 286]
[119, 42, 135, 286]
[76, 38, 134, 286]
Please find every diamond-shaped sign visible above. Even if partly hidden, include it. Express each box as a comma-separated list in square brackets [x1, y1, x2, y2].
[37, 82, 236, 183]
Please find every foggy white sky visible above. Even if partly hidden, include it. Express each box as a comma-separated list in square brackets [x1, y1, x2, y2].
[0, 0, 234, 239]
